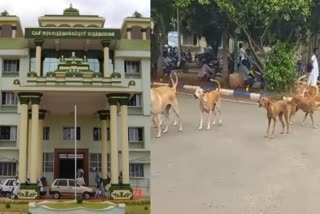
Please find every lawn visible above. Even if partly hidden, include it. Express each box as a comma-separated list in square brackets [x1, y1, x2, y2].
[0, 200, 150, 214]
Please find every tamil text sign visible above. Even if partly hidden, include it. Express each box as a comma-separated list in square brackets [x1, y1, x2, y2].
[25, 28, 120, 40]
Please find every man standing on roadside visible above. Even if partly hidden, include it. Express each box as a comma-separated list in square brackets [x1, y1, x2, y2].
[307, 48, 319, 86]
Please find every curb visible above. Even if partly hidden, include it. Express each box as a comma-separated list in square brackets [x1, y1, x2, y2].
[152, 82, 269, 101]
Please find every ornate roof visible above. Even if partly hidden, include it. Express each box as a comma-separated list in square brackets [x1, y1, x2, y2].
[63, 4, 80, 16]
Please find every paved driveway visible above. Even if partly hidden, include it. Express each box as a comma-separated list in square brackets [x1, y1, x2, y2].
[151, 94, 320, 214]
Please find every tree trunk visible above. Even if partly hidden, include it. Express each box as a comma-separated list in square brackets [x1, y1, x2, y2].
[222, 29, 229, 86]
[177, 7, 182, 67]
[156, 14, 167, 77]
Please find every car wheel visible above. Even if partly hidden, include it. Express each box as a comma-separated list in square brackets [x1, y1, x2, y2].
[83, 192, 90, 200]
[53, 192, 60, 199]
[5, 192, 11, 198]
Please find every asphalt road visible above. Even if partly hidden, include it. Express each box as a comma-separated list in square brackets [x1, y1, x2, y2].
[151, 94, 320, 214]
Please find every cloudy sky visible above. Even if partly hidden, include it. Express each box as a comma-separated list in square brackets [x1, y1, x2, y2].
[0, 0, 150, 29]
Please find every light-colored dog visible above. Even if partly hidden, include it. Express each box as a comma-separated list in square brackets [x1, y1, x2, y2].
[287, 93, 320, 128]
[258, 97, 289, 139]
[194, 79, 222, 130]
[151, 72, 182, 138]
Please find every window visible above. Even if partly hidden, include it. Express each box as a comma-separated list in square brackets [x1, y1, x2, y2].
[88, 58, 100, 73]
[43, 127, 50, 140]
[128, 94, 142, 107]
[69, 180, 80, 187]
[3, 59, 19, 73]
[124, 61, 140, 73]
[0, 162, 16, 176]
[1, 92, 17, 105]
[43, 57, 59, 76]
[93, 127, 110, 141]
[90, 153, 110, 173]
[128, 128, 143, 142]
[129, 163, 144, 177]
[56, 179, 68, 186]
[0, 126, 17, 141]
[63, 127, 80, 140]
[43, 153, 53, 172]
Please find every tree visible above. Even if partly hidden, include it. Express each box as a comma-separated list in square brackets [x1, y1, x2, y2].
[151, 0, 176, 77]
[176, 0, 312, 71]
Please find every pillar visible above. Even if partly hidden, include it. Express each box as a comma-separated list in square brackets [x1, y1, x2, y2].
[119, 95, 130, 185]
[29, 94, 42, 183]
[107, 96, 119, 185]
[97, 110, 110, 179]
[35, 39, 43, 77]
[102, 40, 111, 77]
[17, 95, 29, 183]
[27, 111, 32, 179]
[0, 26, 2, 37]
[38, 110, 47, 178]
[11, 25, 16, 38]
[141, 28, 147, 40]
[126, 28, 132, 40]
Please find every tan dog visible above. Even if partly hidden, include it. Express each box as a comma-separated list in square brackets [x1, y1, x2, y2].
[151, 72, 182, 138]
[287, 94, 320, 128]
[258, 97, 289, 139]
[193, 79, 222, 130]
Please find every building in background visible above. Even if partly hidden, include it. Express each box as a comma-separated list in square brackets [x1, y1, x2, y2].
[0, 5, 150, 199]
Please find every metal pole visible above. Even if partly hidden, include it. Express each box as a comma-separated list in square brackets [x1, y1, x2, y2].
[177, 7, 181, 67]
[74, 105, 77, 200]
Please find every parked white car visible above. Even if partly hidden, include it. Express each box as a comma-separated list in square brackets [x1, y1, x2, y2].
[0, 178, 15, 198]
[49, 178, 95, 199]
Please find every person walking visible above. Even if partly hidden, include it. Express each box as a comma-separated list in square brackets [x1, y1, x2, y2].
[307, 48, 319, 86]
[12, 176, 20, 199]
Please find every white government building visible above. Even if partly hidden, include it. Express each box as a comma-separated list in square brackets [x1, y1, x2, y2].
[0, 6, 151, 199]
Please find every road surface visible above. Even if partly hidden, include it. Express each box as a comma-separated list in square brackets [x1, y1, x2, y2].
[151, 94, 320, 214]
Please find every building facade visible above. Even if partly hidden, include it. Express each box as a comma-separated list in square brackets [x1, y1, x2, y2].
[0, 6, 150, 199]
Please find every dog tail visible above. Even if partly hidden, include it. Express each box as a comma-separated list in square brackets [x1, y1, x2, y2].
[170, 71, 178, 90]
[210, 79, 221, 92]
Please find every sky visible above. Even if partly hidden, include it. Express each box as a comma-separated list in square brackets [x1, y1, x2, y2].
[0, 0, 150, 29]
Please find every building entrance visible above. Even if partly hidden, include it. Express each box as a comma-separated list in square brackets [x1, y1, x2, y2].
[54, 149, 88, 185]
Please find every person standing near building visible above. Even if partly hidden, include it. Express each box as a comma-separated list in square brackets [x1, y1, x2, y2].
[94, 167, 101, 189]
[308, 48, 319, 86]
[12, 176, 20, 199]
[239, 43, 246, 63]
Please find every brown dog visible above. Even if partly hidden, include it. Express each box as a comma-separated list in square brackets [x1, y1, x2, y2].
[287, 94, 320, 128]
[194, 79, 222, 130]
[151, 72, 182, 138]
[258, 97, 289, 139]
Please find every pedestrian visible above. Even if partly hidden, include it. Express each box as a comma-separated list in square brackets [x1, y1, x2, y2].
[94, 167, 101, 189]
[239, 43, 246, 63]
[307, 48, 319, 86]
[12, 176, 20, 199]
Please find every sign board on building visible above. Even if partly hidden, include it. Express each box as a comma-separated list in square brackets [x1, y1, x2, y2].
[168, 31, 179, 47]
[25, 28, 121, 40]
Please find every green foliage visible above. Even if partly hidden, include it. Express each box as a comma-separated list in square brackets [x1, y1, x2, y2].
[76, 195, 83, 204]
[265, 42, 297, 92]
[5, 202, 11, 209]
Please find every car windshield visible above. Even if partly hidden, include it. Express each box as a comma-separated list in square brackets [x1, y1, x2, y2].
[69, 180, 80, 187]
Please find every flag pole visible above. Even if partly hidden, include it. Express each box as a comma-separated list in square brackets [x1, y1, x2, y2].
[74, 105, 77, 201]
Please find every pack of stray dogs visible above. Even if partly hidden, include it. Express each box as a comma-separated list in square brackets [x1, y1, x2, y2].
[259, 84, 320, 139]
[151, 72, 320, 139]
[151, 72, 222, 138]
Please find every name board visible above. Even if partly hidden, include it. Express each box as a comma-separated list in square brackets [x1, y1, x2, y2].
[25, 28, 120, 40]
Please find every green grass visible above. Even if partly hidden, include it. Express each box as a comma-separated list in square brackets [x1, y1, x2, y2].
[0, 202, 28, 212]
[45, 202, 110, 209]
[0, 200, 150, 214]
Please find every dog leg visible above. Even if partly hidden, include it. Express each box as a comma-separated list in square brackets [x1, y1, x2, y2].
[279, 113, 285, 134]
[163, 109, 170, 133]
[270, 118, 276, 139]
[284, 109, 290, 134]
[216, 105, 222, 125]
[265, 118, 271, 138]
[310, 113, 318, 129]
[171, 100, 183, 132]
[207, 110, 212, 130]
[198, 111, 204, 130]
[302, 113, 308, 126]
[211, 110, 216, 125]
[155, 114, 161, 138]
